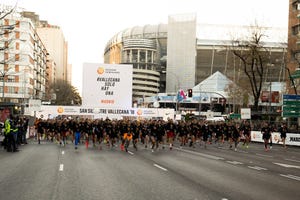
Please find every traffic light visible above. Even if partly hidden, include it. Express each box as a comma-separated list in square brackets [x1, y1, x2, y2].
[188, 89, 193, 97]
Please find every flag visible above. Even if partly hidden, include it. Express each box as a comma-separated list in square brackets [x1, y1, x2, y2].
[177, 89, 186, 102]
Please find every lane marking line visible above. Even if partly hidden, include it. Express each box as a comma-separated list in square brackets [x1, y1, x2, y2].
[280, 174, 300, 181]
[154, 164, 168, 171]
[256, 153, 273, 158]
[128, 151, 134, 155]
[175, 147, 224, 160]
[59, 164, 64, 171]
[248, 166, 267, 171]
[226, 161, 243, 165]
[273, 162, 300, 169]
[285, 158, 300, 163]
[237, 149, 248, 154]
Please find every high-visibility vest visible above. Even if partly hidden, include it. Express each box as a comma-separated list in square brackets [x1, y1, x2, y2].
[4, 119, 11, 135]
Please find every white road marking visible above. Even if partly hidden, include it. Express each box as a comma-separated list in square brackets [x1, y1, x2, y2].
[62, 151, 65, 155]
[280, 174, 300, 181]
[285, 158, 300, 163]
[59, 164, 64, 171]
[256, 153, 273, 158]
[273, 162, 300, 169]
[175, 147, 224, 160]
[154, 164, 168, 171]
[248, 166, 268, 171]
[128, 151, 134, 155]
[226, 161, 243, 165]
[237, 150, 248, 154]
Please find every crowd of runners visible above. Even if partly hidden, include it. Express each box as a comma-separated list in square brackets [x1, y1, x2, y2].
[32, 117, 289, 152]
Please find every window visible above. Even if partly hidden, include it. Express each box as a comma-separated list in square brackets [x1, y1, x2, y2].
[292, 24, 300, 35]
[8, 86, 14, 93]
[15, 32, 20, 39]
[16, 42, 19, 50]
[15, 54, 19, 61]
[7, 76, 15, 82]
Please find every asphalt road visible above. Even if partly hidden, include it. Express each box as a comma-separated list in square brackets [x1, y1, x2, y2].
[0, 139, 299, 200]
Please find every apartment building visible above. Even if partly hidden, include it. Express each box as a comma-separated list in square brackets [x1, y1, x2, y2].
[0, 14, 47, 104]
[287, 0, 300, 94]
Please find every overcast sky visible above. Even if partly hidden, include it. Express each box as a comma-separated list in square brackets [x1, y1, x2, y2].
[2, 0, 289, 92]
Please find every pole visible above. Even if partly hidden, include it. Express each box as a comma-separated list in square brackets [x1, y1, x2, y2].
[198, 85, 202, 115]
[1, 73, 4, 102]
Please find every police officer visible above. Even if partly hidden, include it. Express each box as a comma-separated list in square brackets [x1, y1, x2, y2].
[4, 115, 18, 152]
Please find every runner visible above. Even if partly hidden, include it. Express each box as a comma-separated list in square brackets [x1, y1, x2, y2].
[261, 122, 272, 151]
[131, 120, 139, 151]
[178, 121, 187, 147]
[123, 127, 133, 152]
[232, 123, 241, 151]
[140, 120, 150, 149]
[36, 118, 44, 145]
[189, 119, 198, 148]
[201, 121, 210, 149]
[166, 119, 176, 150]
[241, 120, 251, 148]
[74, 123, 81, 150]
[227, 121, 237, 150]
[278, 122, 288, 148]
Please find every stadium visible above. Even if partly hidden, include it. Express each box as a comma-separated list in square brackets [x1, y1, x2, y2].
[103, 14, 287, 113]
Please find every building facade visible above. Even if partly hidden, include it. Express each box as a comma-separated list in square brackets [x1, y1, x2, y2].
[0, 14, 47, 105]
[104, 24, 167, 101]
[21, 11, 69, 84]
[37, 21, 69, 83]
[287, 0, 300, 94]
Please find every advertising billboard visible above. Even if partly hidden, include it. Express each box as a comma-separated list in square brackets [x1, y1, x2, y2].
[82, 63, 132, 108]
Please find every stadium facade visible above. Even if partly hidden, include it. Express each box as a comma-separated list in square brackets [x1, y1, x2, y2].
[104, 13, 287, 102]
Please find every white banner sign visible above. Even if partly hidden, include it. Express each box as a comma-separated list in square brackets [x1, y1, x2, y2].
[251, 131, 300, 146]
[241, 108, 251, 119]
[82, 63, 132, 108]
[28, 99, 41, 111]
[36, 106, 175, 121]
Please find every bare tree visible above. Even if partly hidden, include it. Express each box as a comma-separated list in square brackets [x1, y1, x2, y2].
[231, 24, 271, 111]
[225, 82, 250, 113]
[0, 5, 18, 102]
[0, 5, 16, 61]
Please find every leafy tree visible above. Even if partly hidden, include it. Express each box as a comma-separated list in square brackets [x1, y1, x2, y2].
[231, 24, 271, 111]
[50, 80, 82, 105]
